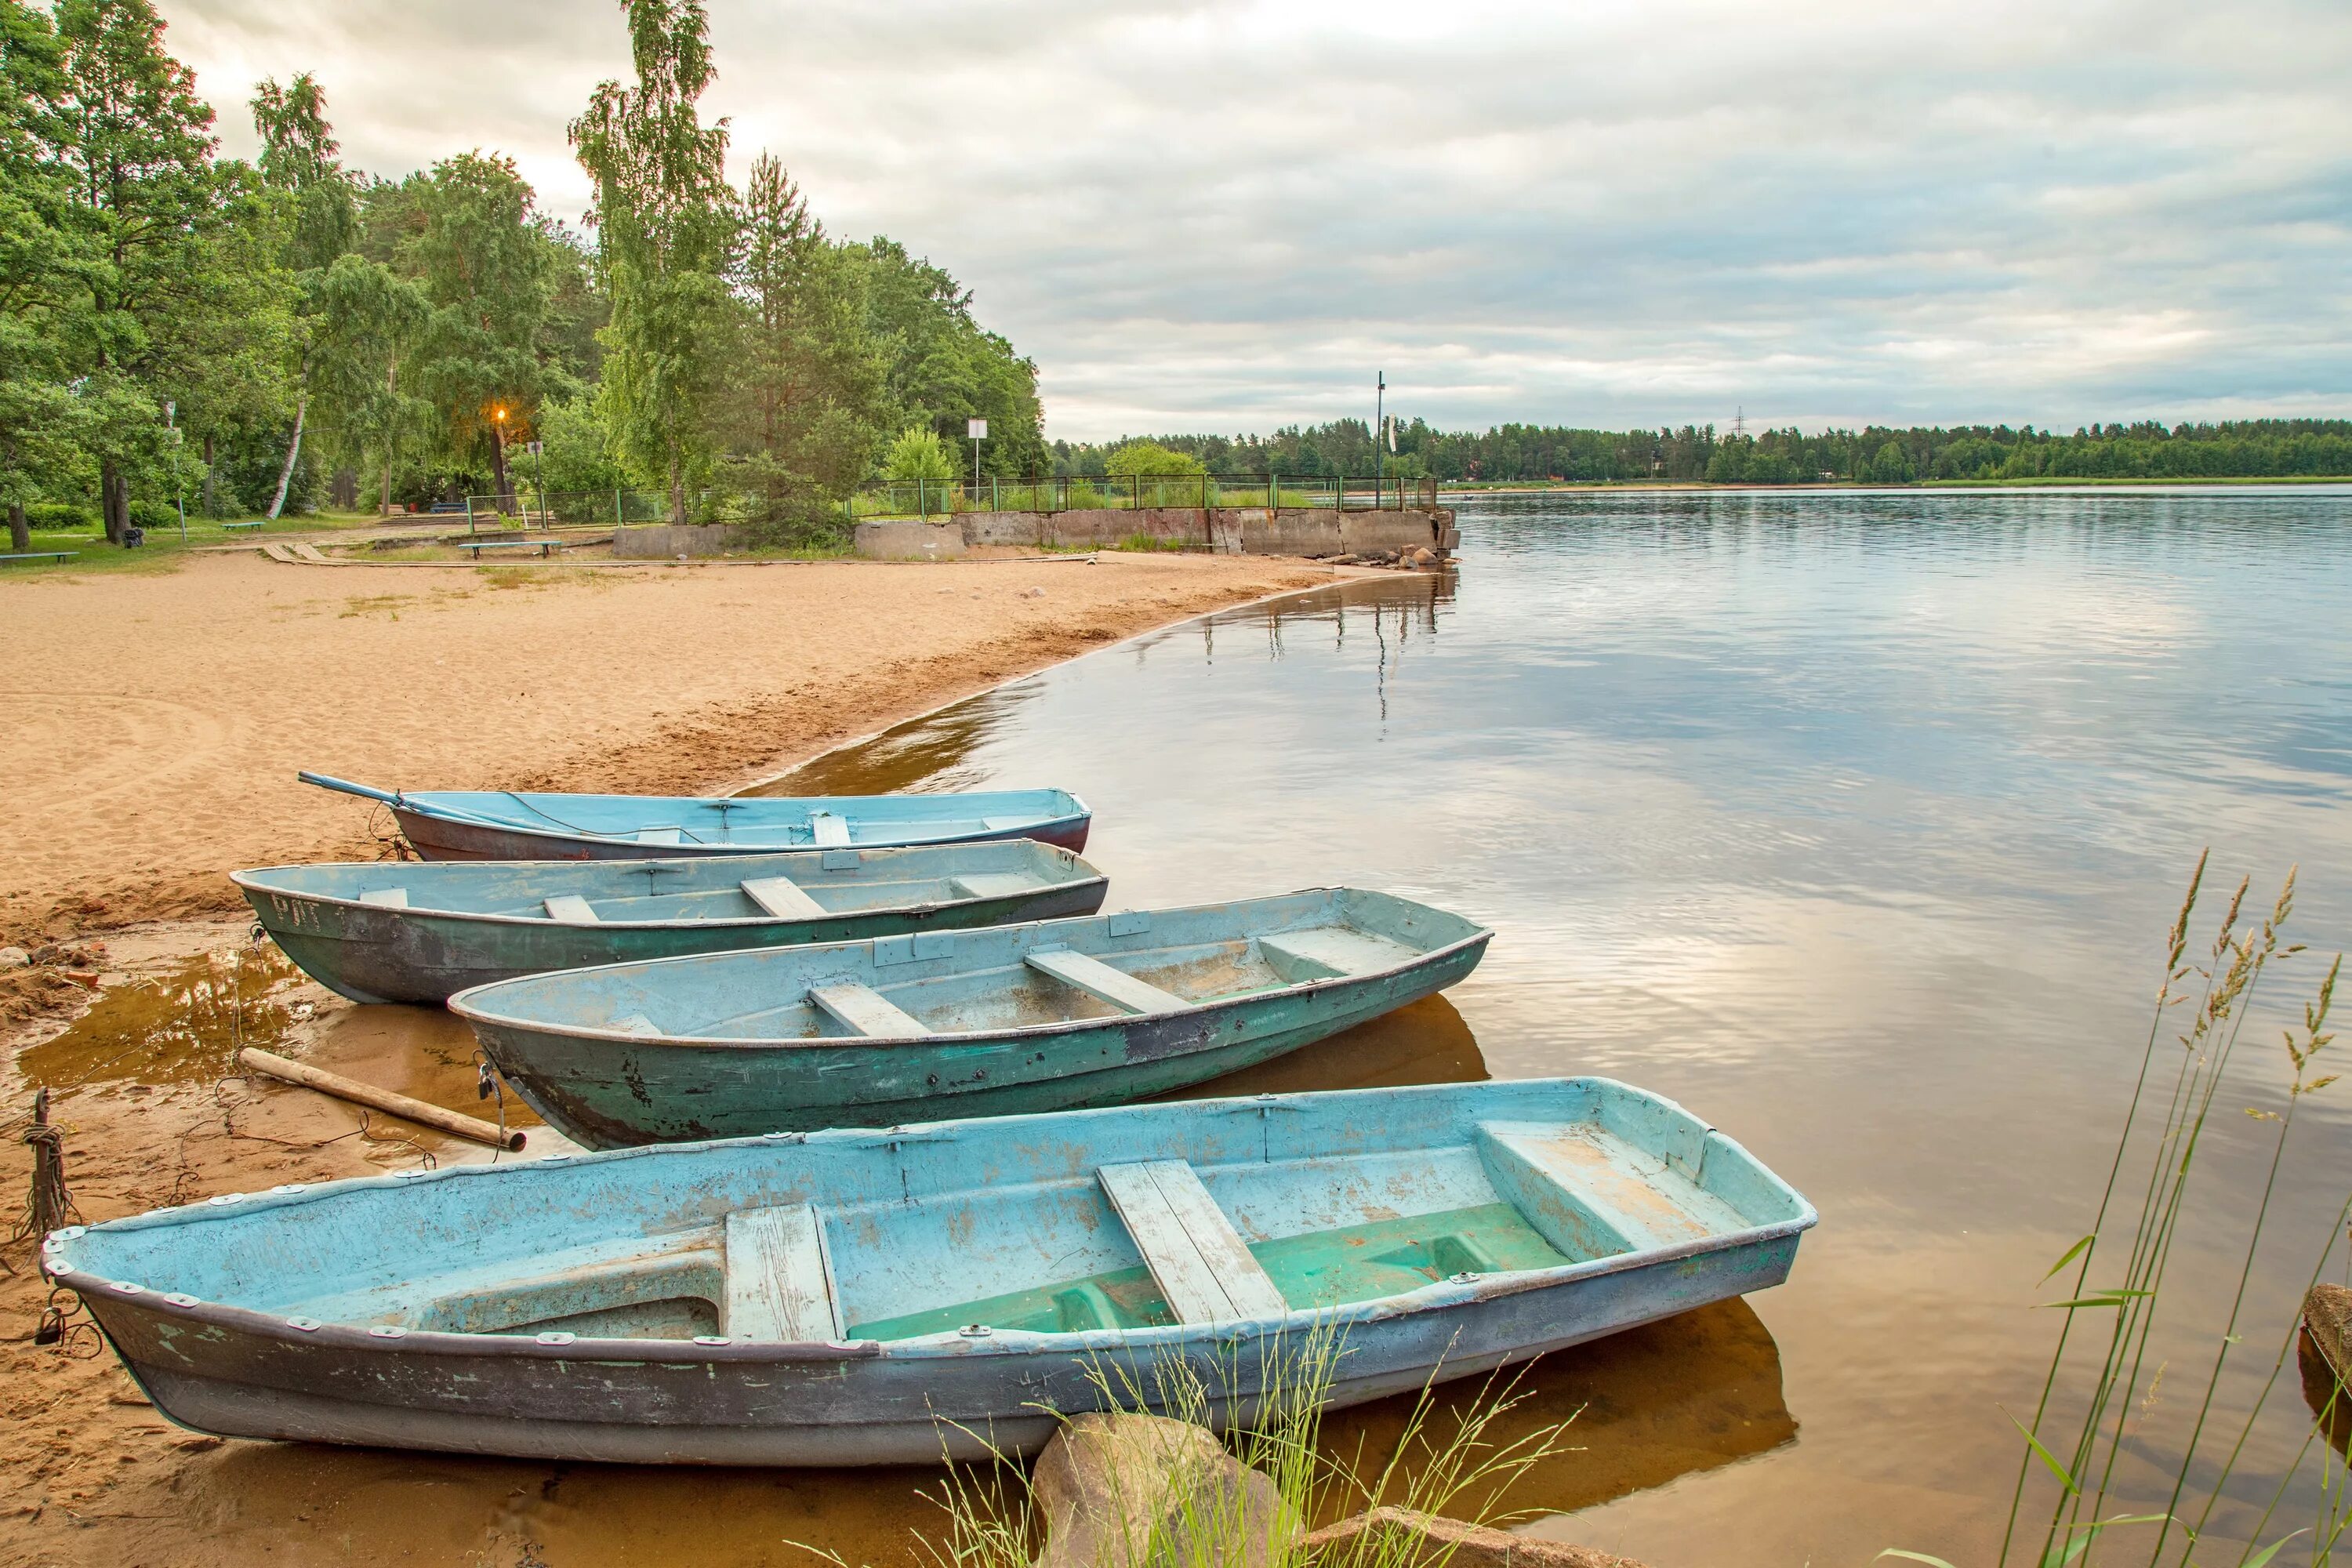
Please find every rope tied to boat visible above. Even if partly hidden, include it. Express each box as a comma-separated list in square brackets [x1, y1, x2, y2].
[5, 1088, 82, 1277]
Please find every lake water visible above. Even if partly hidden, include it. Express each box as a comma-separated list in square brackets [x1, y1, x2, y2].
[768, 486, 2352, 1563]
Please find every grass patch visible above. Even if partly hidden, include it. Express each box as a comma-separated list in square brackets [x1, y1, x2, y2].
[1114, 533, 1201, 553]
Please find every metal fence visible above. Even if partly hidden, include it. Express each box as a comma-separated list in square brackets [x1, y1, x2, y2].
[849, 474, 1440, 521]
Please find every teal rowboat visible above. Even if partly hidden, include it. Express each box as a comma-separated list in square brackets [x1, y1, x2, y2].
[298, 772, 1092, 862]
[450, 890, 1491, 1147]
[232, 842, 1109, 1006]
[45, 1078, 1815, 1465]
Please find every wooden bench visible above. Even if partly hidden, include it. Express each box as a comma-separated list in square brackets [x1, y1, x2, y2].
[1025, 948, 1186, 1015]
[742, 875, 828, 920]
[0, 551, 76, 565]
[220, 521, 264, 532]
[457, 538, 563, 557]
[543, 895, 600, 923]
[947, 872, 1039, 901]
[808, 982, 931, 1037]
[724, 1204, 842, 1341]
[1098, 1161, 1286, 1323]
[1255, 927, 1417, 981]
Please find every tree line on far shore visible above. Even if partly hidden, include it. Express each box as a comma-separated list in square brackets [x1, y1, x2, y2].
[1052, 418, 2352, 485]
[0, 0, 1044, 550]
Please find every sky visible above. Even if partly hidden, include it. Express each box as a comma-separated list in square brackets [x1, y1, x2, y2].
[159, 0, 2352, 443]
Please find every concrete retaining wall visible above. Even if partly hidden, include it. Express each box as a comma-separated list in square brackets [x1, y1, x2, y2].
[852, 519, 967, 560]
[612, 524, 752, 558]
[860, 507, 1453, 561]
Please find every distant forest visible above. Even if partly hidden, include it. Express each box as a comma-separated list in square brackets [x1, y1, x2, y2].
[1051, 419, 2352, 485]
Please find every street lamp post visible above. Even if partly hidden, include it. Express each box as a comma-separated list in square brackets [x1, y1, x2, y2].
[492, 405, 509, 525]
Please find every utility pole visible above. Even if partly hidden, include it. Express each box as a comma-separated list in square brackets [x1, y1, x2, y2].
[1374, 372, 1385, 501]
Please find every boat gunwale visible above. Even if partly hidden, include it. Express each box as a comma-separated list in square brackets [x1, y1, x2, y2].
[441, 893, 1495, 1049]
[383, 789, 1093, 855]
[228, 855, 1111, 933]
[45, 1078, 1816, 1367]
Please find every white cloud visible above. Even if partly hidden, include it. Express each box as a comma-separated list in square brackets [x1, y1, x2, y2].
[159, 0, 2352, 440]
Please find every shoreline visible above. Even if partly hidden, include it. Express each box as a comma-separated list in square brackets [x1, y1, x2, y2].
[1444, 476, 2352, 496]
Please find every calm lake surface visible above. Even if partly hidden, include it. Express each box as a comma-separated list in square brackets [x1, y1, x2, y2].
[770, 487, 2352, 1563]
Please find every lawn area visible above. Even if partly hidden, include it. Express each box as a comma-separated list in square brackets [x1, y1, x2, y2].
[2, 510, 391, 577]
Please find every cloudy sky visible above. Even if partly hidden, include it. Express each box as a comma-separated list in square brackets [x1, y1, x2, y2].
[161, 0, 2352, 441]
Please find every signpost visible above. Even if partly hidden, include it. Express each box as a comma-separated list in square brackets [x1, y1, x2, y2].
[525, 439, 546, 525]
[967, 417, 987, 492]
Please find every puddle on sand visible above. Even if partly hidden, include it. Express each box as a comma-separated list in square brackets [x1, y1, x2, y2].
[299, 1001, 546, 1133]
[14, 946, 307, 1091]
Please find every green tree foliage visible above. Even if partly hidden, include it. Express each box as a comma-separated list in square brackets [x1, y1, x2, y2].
[402, 152, 560, 509]
[723, 153, 884, 518]
[570, 0, 736, 522]
[0, 0, 86, 550]
[883, 425, 955, 481]
[1054, 418, 2352, 485]
[1105, 439, 1203, 478]
[852, 238, 1044, 477]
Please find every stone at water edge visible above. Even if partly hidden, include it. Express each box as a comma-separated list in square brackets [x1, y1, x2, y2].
[1298, 1506, 1650, 1568]
[2309, 1284, 2352, 1382]
[1029, 1412, 1298, 1568]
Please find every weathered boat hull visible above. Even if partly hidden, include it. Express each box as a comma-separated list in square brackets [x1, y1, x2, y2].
[395, 807, 1093, 863]
[448, 889, 1493, 1145]
[233, 846, 1109, 1006]
[469, 938, 1487, 1145]
[50, 1079, 1816, 1466]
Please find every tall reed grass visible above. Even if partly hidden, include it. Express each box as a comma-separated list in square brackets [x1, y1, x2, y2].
[1890, 855, 2352, 1568]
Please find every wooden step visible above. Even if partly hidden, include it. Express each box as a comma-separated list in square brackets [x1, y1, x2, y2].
[1025, 948, 1187, 1016]
[543, 895, 600, 924]
[808, 982, 931, 1037]
[724, 1204, 841, 1341]
[741, 875, 827, 920]
[1098, 1161, 1287, 1324]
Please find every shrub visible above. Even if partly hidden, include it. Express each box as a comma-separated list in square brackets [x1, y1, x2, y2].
[25, 502, 96, 532]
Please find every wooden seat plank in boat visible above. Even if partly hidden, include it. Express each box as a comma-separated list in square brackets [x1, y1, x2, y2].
[1478, 1123, 1736, 1254]
[947, 872, 1039, 901]
[1257, 927, 1417, 979]
[740, 876, 828, 920]
[613, 1014, 662, 1036]
[1026, 948, 1187, 1016]
[1098, 1160, 1287, 1323]
[357, 887, 410, 909]
[724, 1204, 841, 1341]
[543, 895, 601, 924]
[808, 982, 931, 1037]
[637, 827, 683, 845]
[810, 814, 852, 848]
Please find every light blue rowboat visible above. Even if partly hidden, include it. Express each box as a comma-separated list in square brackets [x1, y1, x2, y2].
[232, 841, 1110, 1005]
[45, 1078, 1817, 1465]
[450, 889, 1491, 1146]
[298, 772, 1092, 862]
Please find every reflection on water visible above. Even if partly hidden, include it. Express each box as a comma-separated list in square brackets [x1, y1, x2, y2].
[16, 946, 304, 1089]
[724, 488, 2352, 1558]
[1171, 993, 1489, 1100]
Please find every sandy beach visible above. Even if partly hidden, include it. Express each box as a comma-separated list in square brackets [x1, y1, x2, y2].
[0, 546, 1331, 1566]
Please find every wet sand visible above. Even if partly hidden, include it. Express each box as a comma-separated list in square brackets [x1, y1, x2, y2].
[0, 546, 1344, 1566]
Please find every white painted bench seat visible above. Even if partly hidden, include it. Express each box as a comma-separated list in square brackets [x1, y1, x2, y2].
[724, 1204, 842, 1341]
[1025, 948, 1187, 1015]
[635, 827, 682, 845]
[543, 895, 601, 924]
[808, 982, 931, 1037]
[809, 813, 852, 848]
[741, 875, 828, 920]
[356, 887, 410, 909]
[1098, 1161, 1287, 1324]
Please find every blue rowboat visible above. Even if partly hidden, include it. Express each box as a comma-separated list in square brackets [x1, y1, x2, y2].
[45, 1077, 1816, 1466]
[231, 842, 1110, 1007]
[451, 889, 1492, 1147]
[297, 772, 1092, 862]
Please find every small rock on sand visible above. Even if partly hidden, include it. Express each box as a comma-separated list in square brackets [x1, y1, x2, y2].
[1031, 1413, 1297, 1568]
[1024, 586, 1047, 598]
[0, 947, 26, 969]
